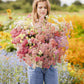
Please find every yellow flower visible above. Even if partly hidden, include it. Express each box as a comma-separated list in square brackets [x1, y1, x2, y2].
[68, 67, 72, 71]
[0, 43, 8, 50]
[29, 47, 32, 49]
[3, 43, 8, 49]
[26, 37, 29, 39]
[68, 63, 71, 66]
[20, 40, 23, 43]
[71, 69, 74, 73]
[6, 9, 11, 13]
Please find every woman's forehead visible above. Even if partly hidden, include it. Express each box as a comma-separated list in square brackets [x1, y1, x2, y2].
[38, 1, 47, 6]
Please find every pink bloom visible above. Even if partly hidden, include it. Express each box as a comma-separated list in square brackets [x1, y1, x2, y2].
[35, 57, 41, 62]
[40, 56, 44, 61]
[27, 13, 31, 18]
[10, 28, 21, 38]
[30, 38, 34, 43]
[21, 39, 28, 47]
[12, 37, 21, 44]
[24, 47, 28, 53]
[54, 50, 59, 55]
[28, 49, 32, 54]
[54, 31, 61, 37]
[39, 16, 44, 22]
[50, 39, 58, 47]
[30, 30, 35, 35]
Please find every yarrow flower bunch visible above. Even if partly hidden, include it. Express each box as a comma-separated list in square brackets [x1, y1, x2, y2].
[10, 14, 72, 69]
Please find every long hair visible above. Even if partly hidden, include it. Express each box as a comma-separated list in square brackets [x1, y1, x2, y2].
[32, 0, 51, 25]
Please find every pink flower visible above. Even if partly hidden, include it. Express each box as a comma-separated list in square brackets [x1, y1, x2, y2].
[10, 28, 21, 38]
[10, 15, 70, 69]
[39, 16, 45, 22]
[27, 13, 31, 18]
[50, 39, 58, 47]
[36, 34, 45, 43]
[40, 56, 44, 61]
[24, 47, 28, 53]
[30, 30, 35, 35]
[35, 57, 41, 62]
[54, 31, 61, 37]
[12, 37, 21, 44]
[21, 39, 28, 47]
[30, 38, 34, 43]
[28, 49, 32, 54]
[54, 50, 59, 55]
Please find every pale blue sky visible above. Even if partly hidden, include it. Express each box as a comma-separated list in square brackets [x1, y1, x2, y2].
[2, 0, 84, 6]
[60, 0, 84, 6]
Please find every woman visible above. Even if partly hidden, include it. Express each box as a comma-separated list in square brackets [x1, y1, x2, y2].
[27, 0, 59, 84]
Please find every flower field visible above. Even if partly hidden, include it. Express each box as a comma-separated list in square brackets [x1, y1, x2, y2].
[0, 10, 84, 84]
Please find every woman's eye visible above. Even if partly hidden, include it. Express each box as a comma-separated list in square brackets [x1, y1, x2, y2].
[44, 7, 47, 9]
[39, 7, 42, 9]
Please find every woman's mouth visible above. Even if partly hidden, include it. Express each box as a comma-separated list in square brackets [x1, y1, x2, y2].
[41, 12, 45, 14]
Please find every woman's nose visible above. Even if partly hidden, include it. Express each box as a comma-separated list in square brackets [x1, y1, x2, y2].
[42, 8, 45, 10]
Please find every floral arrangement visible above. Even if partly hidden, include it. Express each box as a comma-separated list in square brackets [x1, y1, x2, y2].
[10, 14, 72, 69]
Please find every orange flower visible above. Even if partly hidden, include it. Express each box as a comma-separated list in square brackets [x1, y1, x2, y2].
[6, 9, 11, 13]
[9, 16, 12, 20]
[4, 56, 9, 60]
[0, 24, 2, 27]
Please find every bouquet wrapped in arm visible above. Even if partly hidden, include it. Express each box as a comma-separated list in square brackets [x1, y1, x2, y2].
[10, 14, 73, 69]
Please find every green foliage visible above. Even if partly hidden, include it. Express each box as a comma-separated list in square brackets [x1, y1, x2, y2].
[10, 2, 22, 10]
[0, 0, 83, 13]
[81, 5, 84, 9]
[72, 0, 82, 6]
[0, 0, 2, 3]
[5, 44, 17, 52]
[63, 4, 68, 8]
[0, 3, 12, 10]
[21, 3, 32, 13]
[49, 0, 61, 6]
[51, 4, 62, 11]
[74, 24, 84, 38]
[25, 0, 33, 5]
[0, 25, 4, 31]
[67, 5, 79, 12]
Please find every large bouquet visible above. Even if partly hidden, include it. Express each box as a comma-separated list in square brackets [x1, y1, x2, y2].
[10, 14, 72, 69]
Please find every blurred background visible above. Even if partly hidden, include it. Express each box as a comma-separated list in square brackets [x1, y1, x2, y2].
[0, 0, 84, 13]
[0, 0, 84, 84]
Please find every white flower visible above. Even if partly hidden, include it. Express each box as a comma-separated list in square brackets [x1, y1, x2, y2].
[9, 25, 11, 29]
[18, 16, 21, 19]
[54, 15, 58, 18]
[52, 18, 60, 24]
[51, 23, 59, 31]
[38, 50, 43, 55]
[58, 15, 62, 17]
[70, 21, 73, 29]
[28, 39, 31, 44]
[55, 26, 59, 31]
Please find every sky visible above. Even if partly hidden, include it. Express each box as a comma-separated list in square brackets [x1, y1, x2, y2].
[60, 0, 84, 6]
[2, 0, 84, 6]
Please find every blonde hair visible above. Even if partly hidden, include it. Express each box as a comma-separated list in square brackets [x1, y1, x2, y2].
[32, 0, 51, 25]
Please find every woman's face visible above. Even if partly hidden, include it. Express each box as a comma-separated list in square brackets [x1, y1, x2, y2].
[37, 1, 47, 18]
